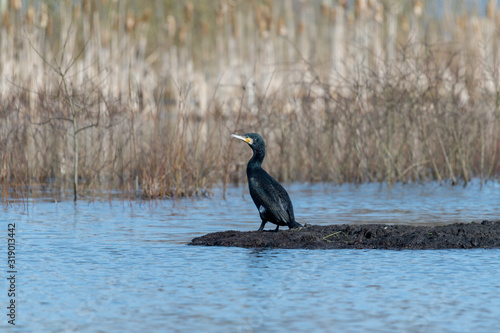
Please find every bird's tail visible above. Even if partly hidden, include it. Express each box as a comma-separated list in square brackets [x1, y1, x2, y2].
[287, 220, 302, 229]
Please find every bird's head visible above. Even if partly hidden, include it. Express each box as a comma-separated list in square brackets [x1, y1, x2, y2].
[231, 133, 264, 148]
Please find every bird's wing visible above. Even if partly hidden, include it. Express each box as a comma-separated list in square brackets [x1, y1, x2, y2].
[250, 177, 292, 224]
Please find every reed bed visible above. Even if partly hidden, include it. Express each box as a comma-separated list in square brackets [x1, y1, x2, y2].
[0, 0, 499, 201]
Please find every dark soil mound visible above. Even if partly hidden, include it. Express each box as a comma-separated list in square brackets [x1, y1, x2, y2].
[189, 221, 500, 249]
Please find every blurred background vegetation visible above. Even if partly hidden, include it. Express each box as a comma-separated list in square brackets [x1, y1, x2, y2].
[0, 0, 499, 201]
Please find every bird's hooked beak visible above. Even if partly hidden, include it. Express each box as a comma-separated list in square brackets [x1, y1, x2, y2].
[231, 134, 253, 145]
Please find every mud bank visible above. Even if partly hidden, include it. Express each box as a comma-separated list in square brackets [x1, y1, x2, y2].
[190, 221, 500, 249]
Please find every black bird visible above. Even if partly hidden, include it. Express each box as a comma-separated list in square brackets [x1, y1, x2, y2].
[231, 133, 302, 231]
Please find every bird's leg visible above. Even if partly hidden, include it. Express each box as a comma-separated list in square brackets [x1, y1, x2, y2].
[274, 225, 280, 232]
[257, 220, 266, 231]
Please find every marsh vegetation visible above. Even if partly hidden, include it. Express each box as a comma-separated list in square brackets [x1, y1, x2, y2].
[0, 0, 499, 201]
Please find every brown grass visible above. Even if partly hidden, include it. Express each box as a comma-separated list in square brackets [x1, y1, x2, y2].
[0, 1, 499, 202]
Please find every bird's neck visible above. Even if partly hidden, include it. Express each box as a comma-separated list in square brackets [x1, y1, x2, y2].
[248, 146, 265, 169]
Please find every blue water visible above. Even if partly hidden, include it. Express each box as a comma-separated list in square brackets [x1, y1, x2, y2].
[1, 181, 500, 332]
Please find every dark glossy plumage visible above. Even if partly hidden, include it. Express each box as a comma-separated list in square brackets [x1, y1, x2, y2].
[231, 133, 302, 231]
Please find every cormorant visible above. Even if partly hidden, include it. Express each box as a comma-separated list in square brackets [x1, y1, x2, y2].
[231, 133, 302, 231]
